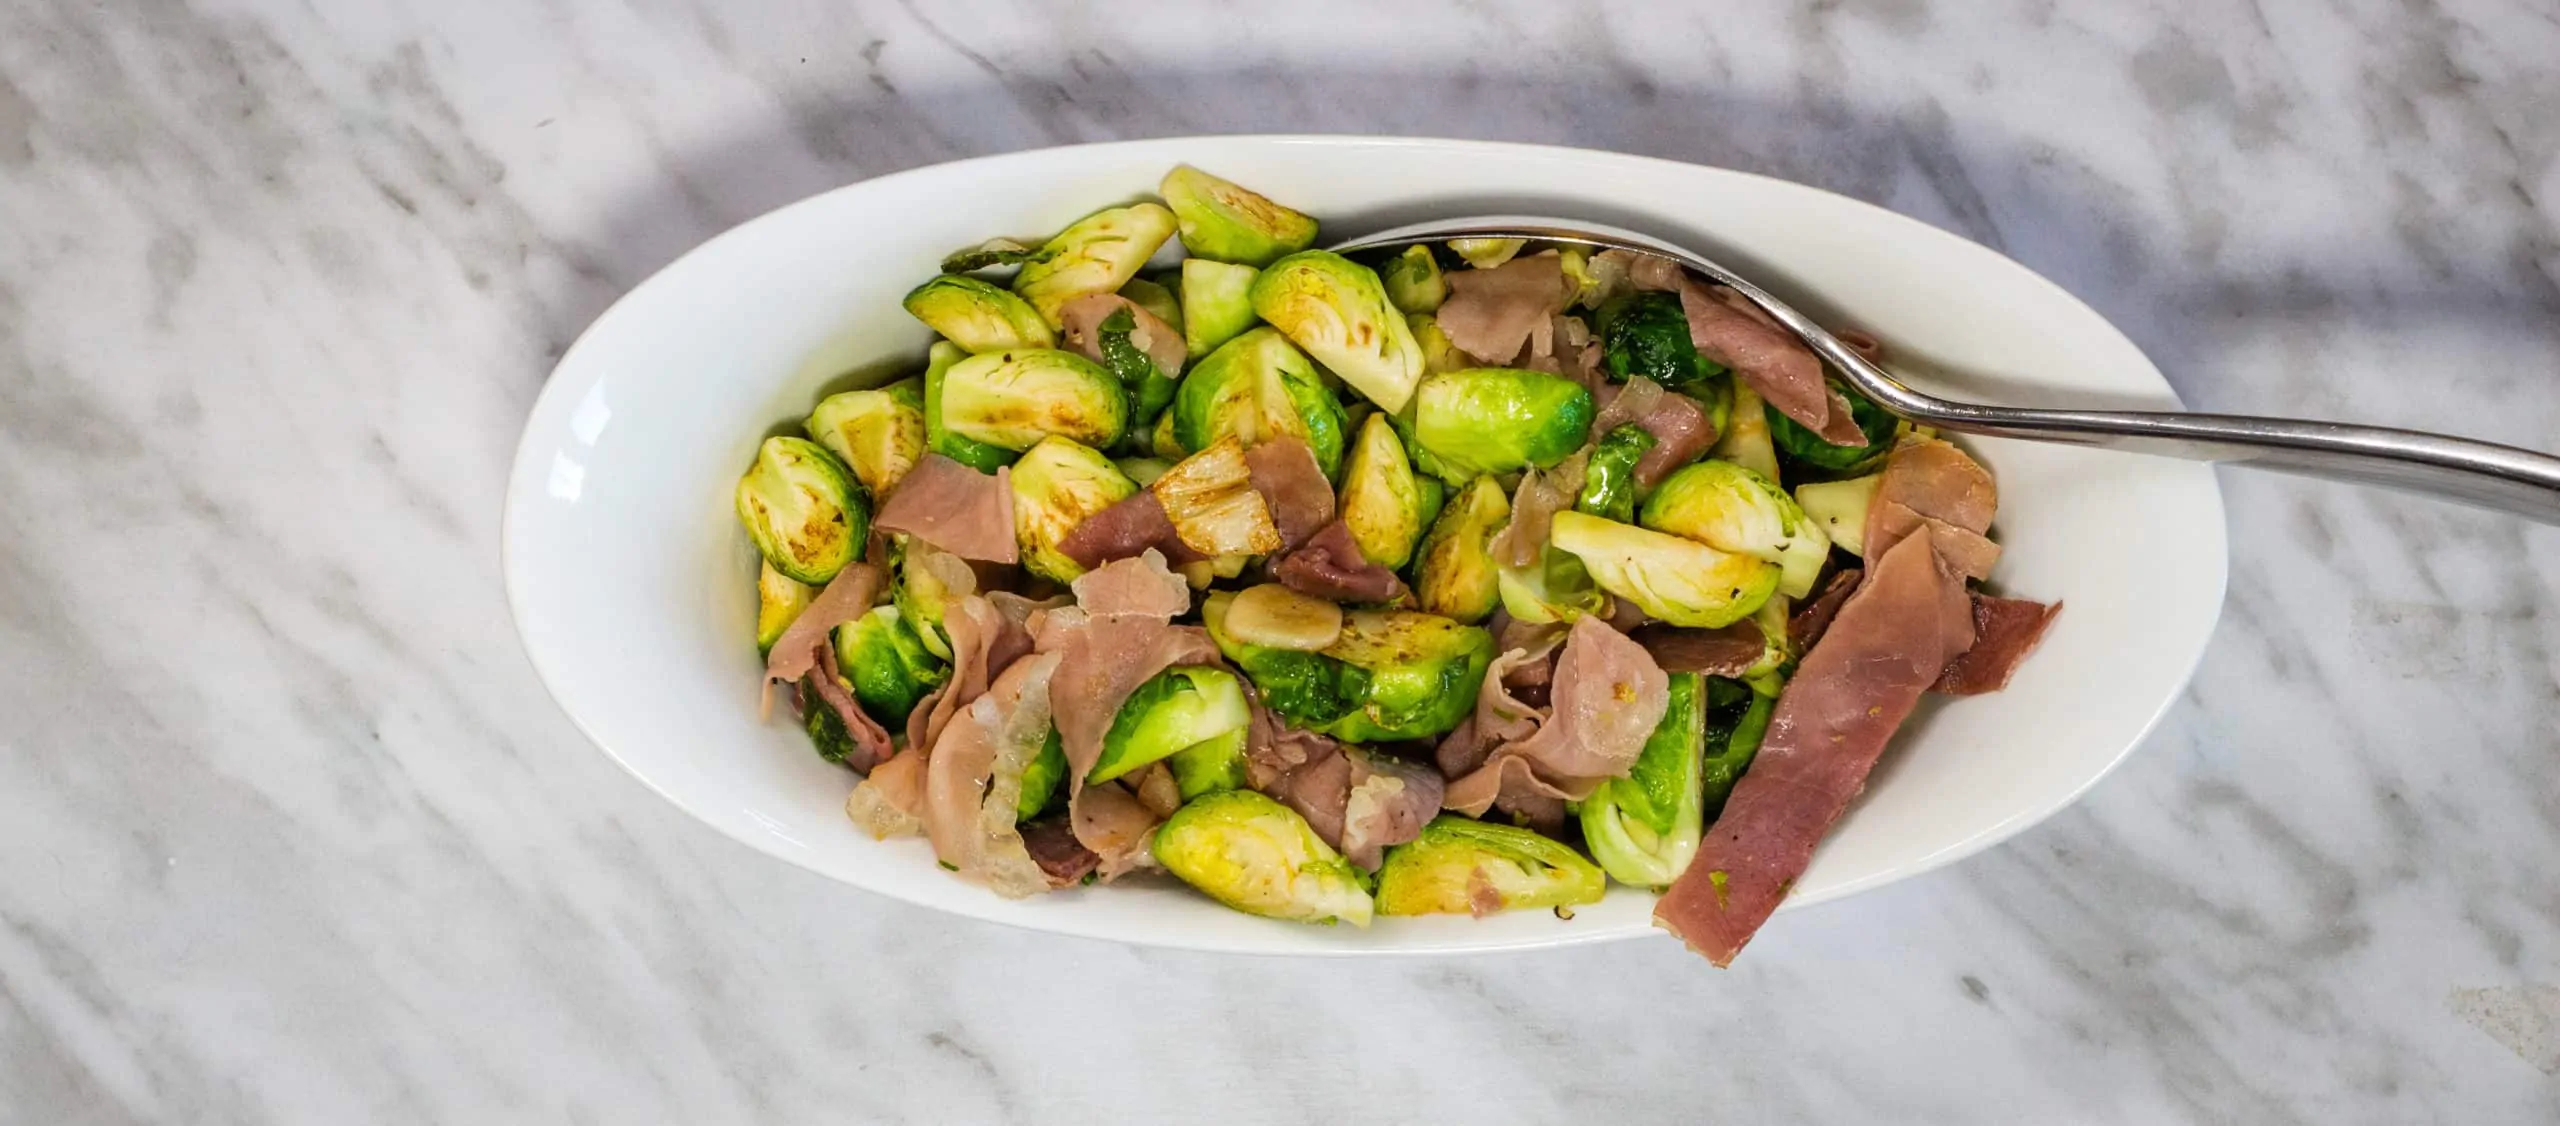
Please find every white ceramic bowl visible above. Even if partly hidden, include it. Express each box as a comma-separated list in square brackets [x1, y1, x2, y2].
[505, 136, 2226, 955]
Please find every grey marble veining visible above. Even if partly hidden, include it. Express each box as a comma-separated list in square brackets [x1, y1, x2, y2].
[2, 1, 2556, 1121]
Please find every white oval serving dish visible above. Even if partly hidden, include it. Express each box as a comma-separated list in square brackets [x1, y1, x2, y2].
[504, 136, 2226, 955]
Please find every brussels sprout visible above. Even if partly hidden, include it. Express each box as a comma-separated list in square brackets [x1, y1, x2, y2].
[1016, 727, 1067, 821]
[904, 274, 1056, 354]
[893, 543, 958, 661]
[1496, 543, 1611, 626]
[1710, 382, 1781, 481]
[1373, 816, 1605, 916]
[940, 237, 1053, 275]
[1337, 413, 1432, 570]
[735, 436, 869, 584]
[1250, 251, 1426, 415]
[1153, 790, 1373, 926]
[1379, 245, 1447, 313]
[1594, 290, 1726, 396]
[1151, 409, 1185, 459]
[923, 341, 1015, 472]
[1640, 460, 1832, 600]
[1013, 202, 1179, 328]
[1090, 308, 1179, 435]
[1546, 510, 1779, 629]
[1408, 368, 1596, 482]
[1171, 326, 1349, 478]
[1009, 436, 1138, 583]
[800, 679, 862, 765]
[807, 378, 926, 495]
[1168, 729, 1250, 800]
[1795, 473, 1882, 556]
[834, 605, 950, 724]
[1556, 246, 1618, 310]
[1204, 596, 1494, 743]
[1407, 313, 1469, 377]
[1579, 671, 1708, 888]
[1414, 476, 1509, 624]
[1114, 455, 1173, 487]
[1089, 665, 1251, 785]
[1118, 276, 1183, 333]
[1702, 680, 1776, 817]
[1575, 423, 1656, 523]
[1158, 164, 1319, 268]
[756, 560, 816, 654]
[1446, 237, 1524, 269]
[1769, 379, 1900, 474]
[939, 348, 1129, 453]
[1740, 593, 1795, 684]
[1180, 258, 1260, 359]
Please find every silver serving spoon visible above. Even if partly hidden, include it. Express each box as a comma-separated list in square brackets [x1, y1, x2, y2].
[1332, 217, 2560, 524]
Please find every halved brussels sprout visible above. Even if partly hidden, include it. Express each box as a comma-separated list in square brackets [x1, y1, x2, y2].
[1117, 276, 1183, 333]
[1017, 727, 1067, 821]
[1180, 258, 1261, 359]
[1089, 665, 1252, 785]
[1206, 596, 1494, 743]
[1408, 368, 1596, 482]
[1710, 382, 1781, 481]
[1740, 593, 1795, 685]
[1594, 290, 1725, 396]
[1379, 245, 1446, 313]
[1250, 251, 1425, 414]
[1580, 671, 1706, 889]
[1575, 423, 1656, 523]
[939, 348, 1129, 453]
[903, 275, 1056, 353]
[1414, 476, 1509, 624]
[1151, 409, 1184, 459]
[1012, 202, 1179, 328]
[923, 341, 1015, 472]
[1407, 313, 1469, 376]
[1171, 326, 1349, 478]
[735, 436, 868, 584]
[1158, 165, 1319, 268]
[1496, 544, 1611, 626]
[1446, 237, 1524, 269]
[1546, 510, 1779, 629]
[1337, 413, 1432, 570]
[756, 560, 815, 654]
[1009, 436, 1138, 583]
[892, 542, 961, 661]
[834, 604, 950, 725]
[1640, 460, 1831, 600]
[1769, 379, 1899, 474]
[807, 378, 926, 495]
[1153, 790, 1373, 926]
[1373, 816, 1605, 916]
[1795, 473, 1882, 556]
[1168, 730, 1250, 800]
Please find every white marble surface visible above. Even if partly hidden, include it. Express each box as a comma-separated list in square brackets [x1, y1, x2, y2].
[3, 0, 2557, 1121]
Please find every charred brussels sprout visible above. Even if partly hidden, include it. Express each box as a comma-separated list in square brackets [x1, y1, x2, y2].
[1795, 473, 1882, 556]
[1250, 251, 1425, 415]
[833, 605, 950, 725]
[1009, 436, 1138, 583]
[1641, 460, 1832, 600]
[1594, 290, 1726, 396]
[939, 348, 1129, 453]
[1414, 476, 1509, 624]
[1575, 423, 1656, 523]
[923, 341, 1015, 472]
[1012, 202, 1179, 328]
[1379, 245, 1447, 313]
[1409, 368, 1596, 482]
[1016, 728, 1067, 821]
[1546, 510, 1779, 629]
[1171, 326, 1349, 478]
[1337, 413, 1433, 570]
[806, 378, 926, 495]
[1447, 237, 1524, 269]
[1180, 258, 1260, 358]
[735, 436, 868, 584]
[1579, 671, 1707, 888]
[903, 275, 1055, 353]
[1153, 790, 1373, 926]
[1088, 665, 1251, 786]
[1205, 595, 1493, 743]
[1158, 165, 1319, 268]
[756, 560, 815, 654]
[1374, 816, 1605, 916]
[1769, 379, 1900, 474]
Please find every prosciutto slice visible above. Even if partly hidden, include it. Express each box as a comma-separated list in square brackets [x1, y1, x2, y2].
[1271, 520, 1406, 604]
[1630, 621, 1767, 679]
[1787, 567, 1862, 652]
[1653, 532, 1976, 966]
[762, 562, 885, 698]
[802, 643, 895, 773]
[1863, 436, 1996, 568]
[1933, 595, 2061, 695]
[1019, 816, 1100, 887]
[1266, 745, 1444, 871]
[1870, 501, 2001, 581]
[875, 454, 1018, 563]
[1678, 279, 1831, 437]
[1442, 614, 1669, 819]
[1436, 255, 1572, 365]
[1058, 293, 1184, 380]
[1244, 437, 1335, 551]
[1593, 377, 1720, 489]
[1055, 490, 1205, 570]
[1040, 552, 1221, 878]
[919, 650, 1060, 898]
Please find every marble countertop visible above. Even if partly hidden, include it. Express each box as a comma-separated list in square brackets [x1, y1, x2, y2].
[5, 1, 2556, 1121]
